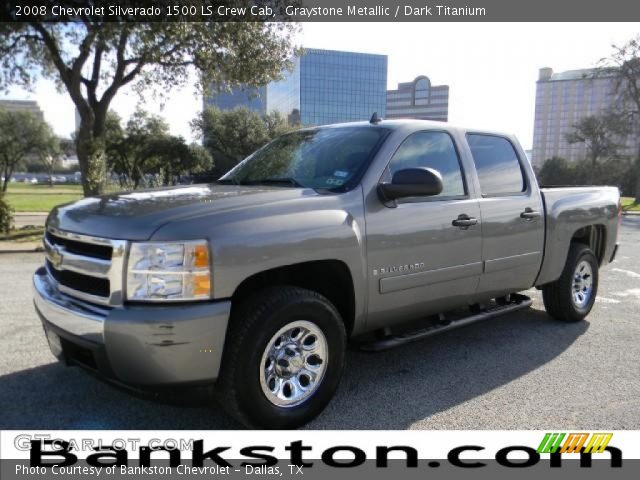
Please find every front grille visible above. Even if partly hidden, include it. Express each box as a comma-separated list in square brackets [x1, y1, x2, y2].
[43, 227, 127, 306]
[46, 259, 110, 297]
[46, 231, 112, 260]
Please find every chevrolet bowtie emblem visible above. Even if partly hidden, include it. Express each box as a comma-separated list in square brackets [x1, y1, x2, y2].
[50, 245, 64, 269]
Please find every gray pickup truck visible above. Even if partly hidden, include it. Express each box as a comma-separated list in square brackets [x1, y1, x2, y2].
[33, 118, 620, 428]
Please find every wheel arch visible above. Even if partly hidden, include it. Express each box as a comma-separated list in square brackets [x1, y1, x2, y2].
[569, 224, 607, 266]
[536, 222, 608, 287]
[230, 260, 357, 336]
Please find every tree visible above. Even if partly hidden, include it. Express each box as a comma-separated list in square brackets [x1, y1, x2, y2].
[600, 36, 640, 201]
[57, 137, 78, 172]
[106, 109, 212, 188]
[0, 196, 12, 235]
[154, 138, 213, 186]
[0, 109, 56, 192]
[102, 111, 126, 181]
[536, 156, 636, 195]
[192, 106, 291, 178]
[124, 109, 171, 188]
[36, 126, 62, 187]
[106, 109, 167, 188]
[564, 113, 628, 184]
[537, 157, 575, 186]
[0, 8, 296, 196]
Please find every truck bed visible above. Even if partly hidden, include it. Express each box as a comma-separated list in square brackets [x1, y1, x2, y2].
[535, 186, 620, 286]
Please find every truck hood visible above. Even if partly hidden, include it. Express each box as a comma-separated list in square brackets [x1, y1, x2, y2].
[47, 184, 318, 240]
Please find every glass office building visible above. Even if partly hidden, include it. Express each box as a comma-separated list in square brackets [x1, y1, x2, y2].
[267, 57, 302, 124]
[297, 48, 387, 125]
[204, 48, 388, 126]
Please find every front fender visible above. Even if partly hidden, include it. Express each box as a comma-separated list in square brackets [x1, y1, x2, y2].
[150, 188, 368, 330]
[210, 208, 365, 300]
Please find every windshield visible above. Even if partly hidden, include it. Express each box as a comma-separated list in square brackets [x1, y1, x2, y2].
[219, 126, 390, 191]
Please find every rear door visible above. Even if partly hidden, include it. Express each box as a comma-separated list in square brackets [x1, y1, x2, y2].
[465, 133, 545, 299]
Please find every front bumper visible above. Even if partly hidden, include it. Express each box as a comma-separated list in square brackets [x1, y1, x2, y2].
[33, 266, 231, 386]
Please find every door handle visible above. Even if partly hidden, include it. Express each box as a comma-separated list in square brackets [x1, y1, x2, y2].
[452, 214, 478, 228]
[520, 208, 541, 220]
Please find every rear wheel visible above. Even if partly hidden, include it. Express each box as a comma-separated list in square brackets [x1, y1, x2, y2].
[542, 243, 599, 322]
[216, 286, 346, 429]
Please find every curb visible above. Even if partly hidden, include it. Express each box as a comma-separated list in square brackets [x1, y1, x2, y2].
[0, 243, 44, 254]
[0, 248, 43, 254]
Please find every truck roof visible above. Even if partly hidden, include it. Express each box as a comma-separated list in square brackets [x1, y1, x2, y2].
[306, 118, 517, 139]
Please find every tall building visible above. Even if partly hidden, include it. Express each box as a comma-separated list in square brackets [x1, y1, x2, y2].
[0, 99, 44, 120]
[532, 67, 639, 166]
[203, 48, 388, 126]
[385, 76, 449, 121]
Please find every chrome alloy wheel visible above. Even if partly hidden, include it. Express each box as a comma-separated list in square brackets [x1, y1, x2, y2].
[572, 260, 593, 308]
[259, 320, 328, 407]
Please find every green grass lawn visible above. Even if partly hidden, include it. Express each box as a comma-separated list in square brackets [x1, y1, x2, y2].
[621, 197, 640, 212]
[5, 183, 83, 212]
[6, 182, 83, 193]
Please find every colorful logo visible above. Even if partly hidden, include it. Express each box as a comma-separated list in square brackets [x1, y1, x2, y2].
[537, 433, 613, 454]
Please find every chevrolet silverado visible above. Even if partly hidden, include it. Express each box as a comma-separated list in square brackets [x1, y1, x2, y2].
[33, 118, 620, 428]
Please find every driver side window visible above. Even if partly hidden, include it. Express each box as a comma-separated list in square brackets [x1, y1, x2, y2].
[389, 131, 466, 198]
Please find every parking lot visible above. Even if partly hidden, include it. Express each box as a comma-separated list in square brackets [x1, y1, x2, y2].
[1, 217, 639, 430]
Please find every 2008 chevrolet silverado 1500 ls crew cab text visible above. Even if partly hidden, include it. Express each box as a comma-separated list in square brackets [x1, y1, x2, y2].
[33, 118, 620, 428]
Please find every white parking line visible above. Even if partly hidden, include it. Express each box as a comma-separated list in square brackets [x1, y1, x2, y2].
[597, 297, 621, 304]
[612, 288, 640, 298]
[612, 268, 640, 280]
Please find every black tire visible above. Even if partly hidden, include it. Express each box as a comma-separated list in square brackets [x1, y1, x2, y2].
[215, 286, 346, 429]
[542, 243, 599, 322]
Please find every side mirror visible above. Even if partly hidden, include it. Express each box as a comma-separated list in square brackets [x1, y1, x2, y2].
[378, 167, 443, 200]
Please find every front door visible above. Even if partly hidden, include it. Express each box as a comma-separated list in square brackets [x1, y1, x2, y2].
[365, 130, 482, 330]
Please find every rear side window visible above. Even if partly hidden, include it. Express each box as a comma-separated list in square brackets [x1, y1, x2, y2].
[389, 131, 465, 198]
[467, 134, 525, 196]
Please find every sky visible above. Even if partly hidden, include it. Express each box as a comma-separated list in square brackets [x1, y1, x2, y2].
[2, 22, 639, 150]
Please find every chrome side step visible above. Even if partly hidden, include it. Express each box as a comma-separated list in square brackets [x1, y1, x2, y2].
[360, 294, 533, 352]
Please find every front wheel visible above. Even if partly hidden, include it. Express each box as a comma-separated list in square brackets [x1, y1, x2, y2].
[542, 243, 599, 322]
[215, 286, 346, 429]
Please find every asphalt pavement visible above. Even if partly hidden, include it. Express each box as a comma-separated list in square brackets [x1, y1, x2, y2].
[1, 217, 639, 430]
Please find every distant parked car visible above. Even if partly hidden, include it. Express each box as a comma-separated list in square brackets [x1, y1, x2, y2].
[47, 176, 67, 184]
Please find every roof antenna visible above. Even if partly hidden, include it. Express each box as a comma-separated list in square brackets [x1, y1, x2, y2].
[369, 112, 382, 124]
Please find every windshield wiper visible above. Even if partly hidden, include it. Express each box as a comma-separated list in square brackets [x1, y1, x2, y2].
[244, 178, 304, 188]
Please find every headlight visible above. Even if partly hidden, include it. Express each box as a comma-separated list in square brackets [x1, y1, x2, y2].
[126, 240, 211, 301]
